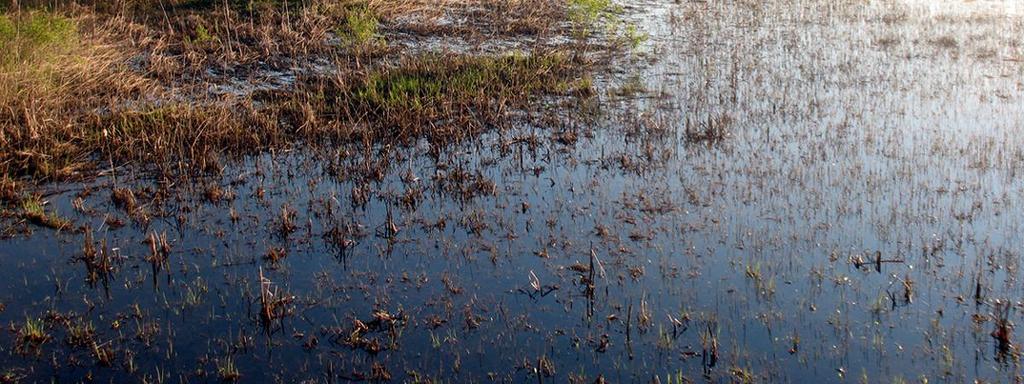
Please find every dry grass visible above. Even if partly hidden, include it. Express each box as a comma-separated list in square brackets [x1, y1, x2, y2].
[383, 0, 570, 37]
[0, 0, 615, 197]
[0, 8, 150, 180]
[265, 51, 591, 146]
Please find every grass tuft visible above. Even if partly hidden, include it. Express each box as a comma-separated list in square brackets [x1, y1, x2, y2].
[336, 5, 380, 47]
[568, 0, 618, 36]
[20, 317, 48, 344]
[21, 197, 72, 230]
[0, 11, 77, 69]
[216, 357, 241, 382]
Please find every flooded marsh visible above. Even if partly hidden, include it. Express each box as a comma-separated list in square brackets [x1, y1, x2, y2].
[1, 0, 1024, 382]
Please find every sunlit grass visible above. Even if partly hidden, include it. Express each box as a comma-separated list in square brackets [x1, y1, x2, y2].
[336, 4, 380, 47]
[0, 11, 77, 69]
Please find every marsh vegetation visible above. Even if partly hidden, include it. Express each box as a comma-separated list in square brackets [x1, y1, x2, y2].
[1, 0, 1023, 382]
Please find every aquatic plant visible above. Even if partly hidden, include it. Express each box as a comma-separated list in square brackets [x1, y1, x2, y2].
[216, 357, 241, 382]
[20, 317, 48, 344]
[21, 196, 71, 229]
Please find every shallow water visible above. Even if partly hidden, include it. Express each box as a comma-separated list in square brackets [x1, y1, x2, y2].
[2, 0, 1024, 382]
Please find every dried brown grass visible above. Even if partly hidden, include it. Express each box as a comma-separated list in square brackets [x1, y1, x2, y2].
[0, 0, 609, 196]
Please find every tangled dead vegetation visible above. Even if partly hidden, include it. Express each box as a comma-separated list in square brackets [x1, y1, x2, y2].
[0, 0, 628, 191]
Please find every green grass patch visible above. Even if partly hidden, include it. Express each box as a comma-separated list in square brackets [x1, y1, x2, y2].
[21, 197, 72, 230]
[567, 0, 647, 50]
[335, 5, 380, 47]
[185, 23, 218, 45]
[568, 0, 617, 34]
[344, 52, 582, 135]
[0, 11, 77, 69]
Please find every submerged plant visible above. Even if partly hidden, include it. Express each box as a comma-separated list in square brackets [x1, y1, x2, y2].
[685, 113, 732, 144]
[258, 267, 295, 330]
[216, 357, 241, 382]
[992, 300, 1015, 362]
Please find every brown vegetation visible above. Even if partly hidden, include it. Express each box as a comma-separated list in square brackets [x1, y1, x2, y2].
[0, 0, 617, 197]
